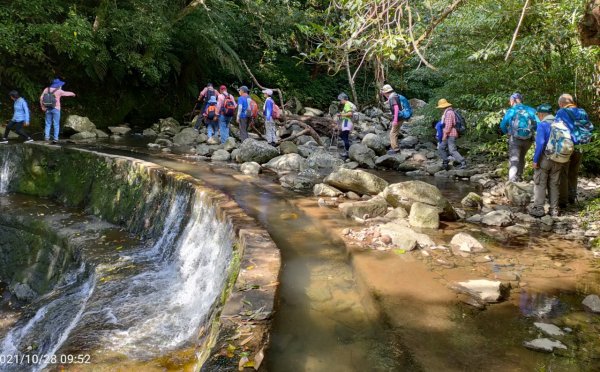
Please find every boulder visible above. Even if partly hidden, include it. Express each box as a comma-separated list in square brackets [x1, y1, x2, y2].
[64, 115, 96, 133]
[306, 149, 344, 171]
[173, 127, 200, 146]
[375, 154, 408, 170]
[348, 143, 377, 168]
[297, 144, 317, 158]
[223, 137, 238, 151]
[362, 133, 387, 156]
[108, 126, 131, 135]
[156, 138, 173, 147]
[378, 223, 436, 250]
[461, 192, 483, 209]
[409, 98, 427, 110]
[143, 128, 157, 137]
[385, 207, 408, 220]
[313, 183, 343, 197]
[264, 153, 307, 172]
[303, 107, 324, 116]
[70, 131, 97, 140]
[505, 181, 533, 207]
[523, 339, 567, 353]
[399, 136, 418, 148]
[211, 149, 231, 161]
[197, 133, 209, 144]
[582, 294, 600, 313]
[382, 181, 458, 221]
[450, 232, 487, 253]
[324, 168, 388, 195]
[408, 202, 440, 229]
[196, 144, 210, 156]
[280, 169, 322, 190]
[237, 139, 280, 164]
[338, 196, 388, 219]
[346, 191, 361, 200]
[240, 162, 261, 175]
[147, 143, 161, 150]
[94, 129, 109, 138]
[481, 210, 513, 227]
[505, 225, 529, 237]
[279, 141, 298, 154]
[452, 279, 508, 303]
[157, 117, 181, 134]
[9, 282, 37, 301]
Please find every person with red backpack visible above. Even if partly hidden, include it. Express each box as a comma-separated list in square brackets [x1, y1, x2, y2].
[204, 96, 219, 140]
[262, 89, 278, 146]
[216, 85, 236, 144]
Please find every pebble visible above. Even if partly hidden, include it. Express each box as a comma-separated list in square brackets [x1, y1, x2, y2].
[381, 235, 392, 245]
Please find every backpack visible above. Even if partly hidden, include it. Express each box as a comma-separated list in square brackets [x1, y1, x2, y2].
[272, 102, 281, 120]
[545, 120, 574, 163]
[246, 98, 259, 119]
[206, 104, 218, 121]
[222, 94, 236, 117]
[42, 87, 57, 109]
[391, 94, 412, 120]
[205, 88, 216, 102]
[510, 108, 535, 140]
[566, 109, 594, 144]
[454, 110, 467, 134]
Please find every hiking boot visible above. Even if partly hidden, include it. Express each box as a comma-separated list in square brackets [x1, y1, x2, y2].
[0, 139, 7, 144]
[387, 149, 399, 155]
[25, 138, 34, 143]
[528, 207, 546, 218]
[52, 140, 59, 144]
[459, 161, 467, 169]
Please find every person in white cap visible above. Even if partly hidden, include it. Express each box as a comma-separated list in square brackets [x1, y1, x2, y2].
[262, 89, 278, 146]
[380, 84, 412, 154]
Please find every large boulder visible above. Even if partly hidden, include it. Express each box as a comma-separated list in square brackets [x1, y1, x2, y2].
[505, 182, 533, 207]
[64, 115, 96, 133]
[237, 139, 279, 164]
[280, 169, 322, 190]
[378, 223, 436, 250]
[375, 154, 408, 170]
[157, 117, 181, 134]
[481, 210, 513, 227]
[306, 149, 344, 171]
[382, 181, 458, 221]
[95, 129, 109, 138]
[348, 143, 377, 168]
[313, 183, 343, 197]
[582, 294, 600, 313]
[408, 202, 440, 229]
[297, 144, 317, 158]
[362, 133, 387, 156]
[264, 153, 307, 172]
[338, 196, 388, 219]
[173, 127, 200, 146]
[70, 131, 97, 140]
[324, 168, 388, 195]
[240, 162, 261, 175]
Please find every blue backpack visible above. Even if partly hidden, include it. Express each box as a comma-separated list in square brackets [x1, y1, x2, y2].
[566, 109, 594, 144]
[545, 120, 574, 163]
[390, 94, 412, 120]
[510, 108, 535, 140]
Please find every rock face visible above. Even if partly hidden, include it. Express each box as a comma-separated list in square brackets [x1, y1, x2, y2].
[338, 196, 388, 219]
[237, 139, 279, 164]
[461, 192, 483, 209]
[173, 128, 199, 146]
[382, 181, 458, 221]
[481, 210, 513, 227]
[362, 133, 387, 155]
[408, 202, 440, 229]
[450, 232, 487, 253]
[582, 294, 600, 313]
[264, 154, 307, 172]
[313, 183, 343, 197]
[324, 168, 388, 195]
[453, 279, 508, 303]
[64, 115, 96, 133]
[523, 338, 567, 353]
[70, 131, 97, 140]
[240, 162, 261, 175]
[348, 143, 377, 168]
[378, 223, 436, 250]
[505, 182, 533, 206]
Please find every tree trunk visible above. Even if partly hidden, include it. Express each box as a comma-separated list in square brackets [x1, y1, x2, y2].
[345, 57, 359, 106]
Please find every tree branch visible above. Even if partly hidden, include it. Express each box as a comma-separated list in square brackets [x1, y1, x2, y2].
[241, 60, 287, 121]
[414, 0, 466, 49]
[505, 0, 530, 61]
[408, 6, 437, 70]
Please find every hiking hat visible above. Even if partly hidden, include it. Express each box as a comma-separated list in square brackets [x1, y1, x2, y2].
[208, 96, 217, 104]
[262, 89, 273, 96]
[380, 84, 394, 94]
[536, 103, 553, 113]
[50, 78, 65, 88]
[436, 98, 452, 109]
[239, 86, 249, 93]
[510, 92, 523, 102]
[337, 93, 349, 101]
[219, 85, 227, 91]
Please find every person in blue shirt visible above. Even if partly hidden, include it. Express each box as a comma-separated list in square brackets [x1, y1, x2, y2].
[262, 89, 278, 146]
[529, 104, 564, 218]
[1, 90, 33, 144]
[236, 86, 250, 142]
[499, 93, 540, 182]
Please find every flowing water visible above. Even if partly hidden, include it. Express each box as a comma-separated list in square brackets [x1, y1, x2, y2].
[0, 148, 16, 194]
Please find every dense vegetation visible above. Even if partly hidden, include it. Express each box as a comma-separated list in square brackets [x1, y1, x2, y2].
[0, 1, 597, 160]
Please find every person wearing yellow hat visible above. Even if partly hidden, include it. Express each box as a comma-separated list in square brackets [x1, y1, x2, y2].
[380, 84, 412, 154]
[437, 98, 467, 170]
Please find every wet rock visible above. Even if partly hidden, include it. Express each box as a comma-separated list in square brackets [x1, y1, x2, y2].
[306, 286, 332, 302]
[211, 149, 230, 161]
[523, 338, 567, 353]
[449, 169, 478, 178]
[514, 212, 537, 224]
[534, 322, 565, 337]
[338, 196, 388, 219]
[279, 141, 298, 154]
[240, 162, 261, 175]
[405, 170, 430, 177]
[108, 126, 131, 135]
[237, 139, 280, 164]
[408, 202, 440, 229]
[264, 154, 307, 172]
[9, 282, 38, 301]
[505, 225, 529, 237]
[375, 154, 408, 170]
[505, 182, 533, 207]
[171, 145, 195, 155]
[481, 210, 513, 227]
[452, 279, 508, 303]
[385, 207, 408, 219]
[378, 223, 436, 250]
[582, 294, 600, 313]
[95, 129, 109, 138]
[223, 137, 238, 151]
[306, 149, 344, 171]
[450, 232, 487, 253]
[324, 168, 388, 195]
[172, 127, 199, 146]
[64, 115, 96, 133]
[382, 181, 458, 221]
[461, 192, 483, 209]
[70, 131, 97, 140]
[348, 143, 377, 168]
[280, 169, 322, 190]
[362, 133, 387, 156]
[399, 136, 418, 148]
[313, 183, 343, 197]
[143, 128, 157, 137]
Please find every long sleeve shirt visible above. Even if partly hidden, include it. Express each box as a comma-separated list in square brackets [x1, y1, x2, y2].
[499, 103, 539, 135]
[555, 105, 592, 145]
[442, 108, 458, 138]
[39, 88, 76, 111]
[388, 93, 412, 124]
[533, 115, 554, 163]
[12, 97, 30, 123]
[237, 95, 248, 119]
[263, 97, 274, 121]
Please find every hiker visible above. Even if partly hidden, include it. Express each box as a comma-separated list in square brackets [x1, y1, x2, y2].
[1, 91, 33, 144]
[194, 83, 218, 130]
[555, 93, 595, 207]
[380, 84, 412, 154]
[236, 86, 250, 141]
[204, 96, 219, 140]
[529, 104, 572, 217]
[216, 85, 236, 144]
[262, 89, 278, 146]
[39, 78, 76, 143]
[499, 93, 539, 182]
[437, 99, 467, 170]
[337, 93, 356, 158]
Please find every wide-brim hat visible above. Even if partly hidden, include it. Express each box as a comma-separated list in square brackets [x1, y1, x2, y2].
[436, 98, 452, 109]
[380, 84, 394, 94]
[50, 78, 65, 88]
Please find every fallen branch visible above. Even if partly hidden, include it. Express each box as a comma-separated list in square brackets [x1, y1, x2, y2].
[283, 120, 325, 146]
[505, 0, 530, 61]
[241, 60, 287, 121]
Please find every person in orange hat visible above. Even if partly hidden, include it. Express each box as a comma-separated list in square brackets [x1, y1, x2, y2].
[437, 98, 467, 170]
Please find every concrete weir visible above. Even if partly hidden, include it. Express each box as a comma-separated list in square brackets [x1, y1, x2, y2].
[0, 143, 280, 370]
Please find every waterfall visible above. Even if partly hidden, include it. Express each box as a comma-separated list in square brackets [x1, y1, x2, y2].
[0, 149, 15, 194]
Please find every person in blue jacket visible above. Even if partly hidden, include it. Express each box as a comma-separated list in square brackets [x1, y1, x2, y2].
[555, 93, 594, 207]
[262, 89, 278, 146]
[499, 92, 540, 182]
[236, 86, 250, 142]
[1, 90, 33, 144]
[529, 104, 564, 218]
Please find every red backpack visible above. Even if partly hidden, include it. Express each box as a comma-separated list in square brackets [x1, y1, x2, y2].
[248, 98, 259, 119]
[222, 94, 236, 117]
[272, 102, 281, 120]
[205, 104, 218, 121]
